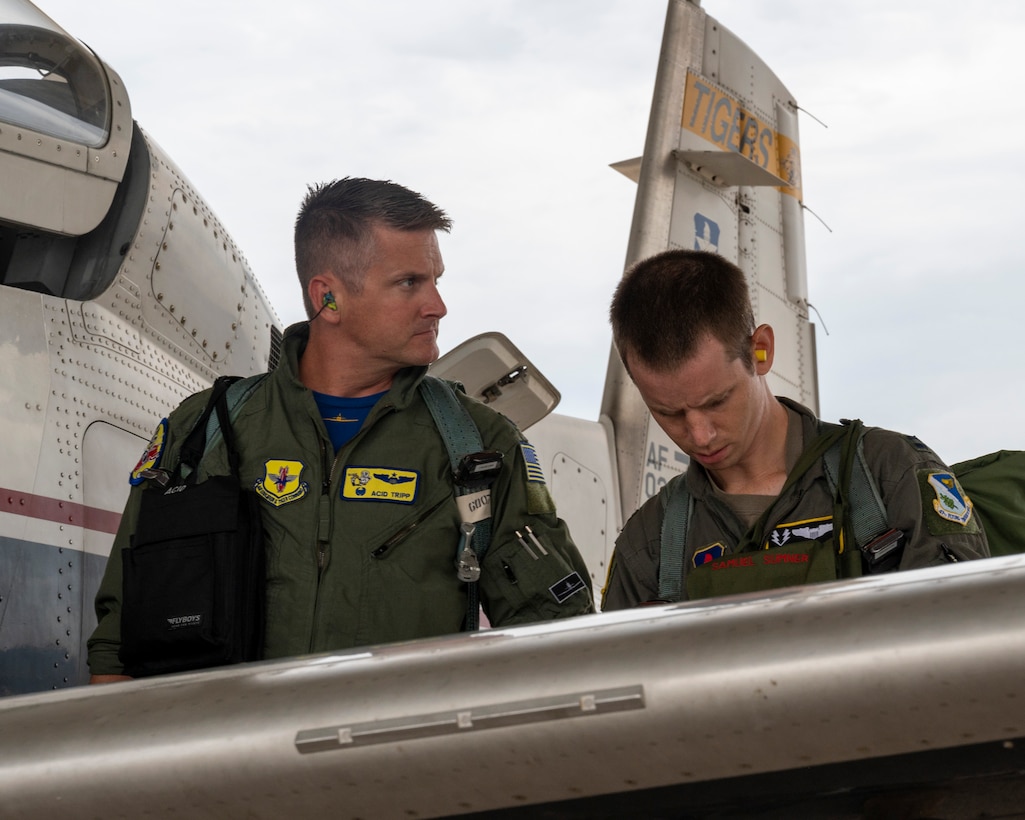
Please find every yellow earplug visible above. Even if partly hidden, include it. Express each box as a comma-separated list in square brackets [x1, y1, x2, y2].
[755, 349, 768, 363]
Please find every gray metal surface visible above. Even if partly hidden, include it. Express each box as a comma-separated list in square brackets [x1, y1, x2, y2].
[2, 554, 1023, 818]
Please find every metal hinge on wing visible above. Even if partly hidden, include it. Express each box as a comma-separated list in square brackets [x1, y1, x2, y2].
[294, 685, 645, 754]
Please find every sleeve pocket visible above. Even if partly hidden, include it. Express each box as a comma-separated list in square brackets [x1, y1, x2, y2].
[482, 531, 591, 624]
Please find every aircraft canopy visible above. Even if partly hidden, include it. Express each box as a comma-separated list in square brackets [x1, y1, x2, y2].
[0, 0, 109, 147]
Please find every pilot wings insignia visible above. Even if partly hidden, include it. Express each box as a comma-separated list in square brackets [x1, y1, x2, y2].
[373, 473, 416, 486]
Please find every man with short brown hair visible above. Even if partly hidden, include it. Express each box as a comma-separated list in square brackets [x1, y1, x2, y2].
[602, 249, 988, 609]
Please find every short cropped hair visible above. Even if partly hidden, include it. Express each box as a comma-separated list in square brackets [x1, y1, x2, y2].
[610, 249, 755, 373]
[294, 177, 452, 317]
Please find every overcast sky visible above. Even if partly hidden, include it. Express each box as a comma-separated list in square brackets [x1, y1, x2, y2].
[35, 0, 1025, 465]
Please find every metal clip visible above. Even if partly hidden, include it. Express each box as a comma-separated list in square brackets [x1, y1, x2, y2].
[140, 468, 170, 487]
[455, 521, 481, 583]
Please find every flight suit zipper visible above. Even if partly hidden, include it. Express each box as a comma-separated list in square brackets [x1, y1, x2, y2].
[309, 400, 397, 653]
[370, 495, 449, 559]
[315, 401, 395, 576]
[316, 439, 339, 577]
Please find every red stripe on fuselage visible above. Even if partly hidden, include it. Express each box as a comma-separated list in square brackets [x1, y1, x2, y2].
[0, 487, 121, 535]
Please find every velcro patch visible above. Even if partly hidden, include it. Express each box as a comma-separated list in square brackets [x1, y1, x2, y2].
[925, 471, 972, 524]
[903, 434, 934, 453]
[456, 489, 492, 523]
[692, 542, 726, 568]
[342, 466, 420, 504]
[919, 469, 980, 534]
[550, 571, 587, 604]
[256, 459, 309, 507]
[525, 483, 557, 516]
[520, 442, 547, 483]
[130, 419, 168, 485]
[767, 515, 834, 548]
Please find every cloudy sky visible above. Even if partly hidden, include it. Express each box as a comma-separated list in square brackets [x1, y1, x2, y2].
[36, 0, 1025, 465]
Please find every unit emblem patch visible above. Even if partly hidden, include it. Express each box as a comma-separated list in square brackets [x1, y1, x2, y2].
[926, 471, 973, 526]
[342, 467, 419, 504]
[129, 419, 168, 485]
[692, 542, 726, 567]
[255, 459, 308, 506]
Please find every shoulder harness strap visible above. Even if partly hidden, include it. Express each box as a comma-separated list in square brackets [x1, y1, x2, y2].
[204, 373, 268, 451]
[658, 474, 693, 602]
[820, 419, 889, 549]
[418, 375, 500, 631]
[178, 373, 269, 480]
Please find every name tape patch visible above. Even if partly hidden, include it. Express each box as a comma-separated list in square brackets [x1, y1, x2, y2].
[456, 489, 492, 524]
[343, 467, 420, 504]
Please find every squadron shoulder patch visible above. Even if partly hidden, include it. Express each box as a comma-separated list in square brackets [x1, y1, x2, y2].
[342, 466, 420, 504]
[129, 419, 168, 485]
[919, 469, 980, 534]
[255, 459, 308, 507]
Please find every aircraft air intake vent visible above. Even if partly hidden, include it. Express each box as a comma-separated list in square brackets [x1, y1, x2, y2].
[267, 324, 283, 371]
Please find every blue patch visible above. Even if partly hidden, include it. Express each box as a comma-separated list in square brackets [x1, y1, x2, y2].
[693, 213, 720, 252]
[549, 572, 587, 604]
[692, 542, 725, 568]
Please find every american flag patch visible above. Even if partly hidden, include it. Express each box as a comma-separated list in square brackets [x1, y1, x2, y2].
[520, 442, 547, 484]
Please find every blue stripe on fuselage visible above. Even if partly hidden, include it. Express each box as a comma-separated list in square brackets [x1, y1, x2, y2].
[0, 536, 107, 696]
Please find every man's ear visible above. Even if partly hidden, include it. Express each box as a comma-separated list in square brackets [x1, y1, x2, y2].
[310, 276, 341, 321]
[751, 323, 774, 374]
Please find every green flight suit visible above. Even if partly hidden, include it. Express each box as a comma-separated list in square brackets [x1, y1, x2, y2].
[89, 323, 593, 675]
[602, 399, 990, 609]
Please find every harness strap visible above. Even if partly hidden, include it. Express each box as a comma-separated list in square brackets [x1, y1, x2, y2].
[176, 376, 238, 481]
[204, 374, 269, 452]
[820, 421, 888, 549]
[418, 375, 494, 631]
[177, 374, 269, 481]
[658, 476, 692, 602]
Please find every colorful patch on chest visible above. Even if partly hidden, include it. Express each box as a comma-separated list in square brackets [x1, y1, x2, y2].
[342, 466, 420, 504]
[692, 542, 726, 568]
[255, 459, 309, 506]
